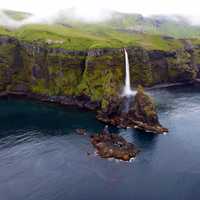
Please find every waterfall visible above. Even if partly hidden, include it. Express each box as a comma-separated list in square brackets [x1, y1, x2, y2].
[123, 49, 136, 96]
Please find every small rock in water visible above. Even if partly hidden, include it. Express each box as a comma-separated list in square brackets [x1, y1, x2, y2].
[90, 132, 139, 161]
[75, 128, 86, 135]
[101, 125, 109, 134]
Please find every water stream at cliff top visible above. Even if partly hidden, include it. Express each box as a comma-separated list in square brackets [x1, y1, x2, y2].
[123, 48, 136, 96]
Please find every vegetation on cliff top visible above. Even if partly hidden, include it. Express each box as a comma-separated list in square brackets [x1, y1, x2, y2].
[0, 9, 200, 51]
[0, 24, 184, 51]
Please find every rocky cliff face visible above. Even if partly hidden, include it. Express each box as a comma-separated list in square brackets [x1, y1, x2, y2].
[96, 86, 168, 134]
[0, 36, 199, 109]
[128, 47, 198, 86]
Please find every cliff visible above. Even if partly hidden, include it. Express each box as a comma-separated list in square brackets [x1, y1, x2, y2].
[0, 36, 199, 110]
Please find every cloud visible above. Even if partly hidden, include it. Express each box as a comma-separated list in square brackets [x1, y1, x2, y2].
[0, 7, 113, 29]
[0, 10, 61, 29]
[1, 0, 200, 28]
[1, 0, 200, 17]
[0, 10, 23, 28]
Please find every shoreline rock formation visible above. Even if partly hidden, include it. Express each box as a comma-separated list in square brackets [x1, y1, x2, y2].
[75, 128, 87, 135]
[97, 86, 168, 134]
[91, 132, 139, 161]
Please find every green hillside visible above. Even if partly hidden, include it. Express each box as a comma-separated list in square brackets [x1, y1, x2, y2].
[0, 9, 200, 51]
[0, 24, 184, 51]
[98, 12, 200, 38]
[1, 9, 32, 20]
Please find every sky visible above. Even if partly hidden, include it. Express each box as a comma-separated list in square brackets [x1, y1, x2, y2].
[0, 0, 200, 17]
[0, 0, 200, 26]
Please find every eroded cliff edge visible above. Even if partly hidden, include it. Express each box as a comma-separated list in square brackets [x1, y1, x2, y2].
[0, 35, 199, 112]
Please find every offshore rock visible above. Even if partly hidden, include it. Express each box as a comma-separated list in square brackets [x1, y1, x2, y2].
[91, 133, 139, 161]
[75, 129, 86, 135]
[97, 87, 168, 134]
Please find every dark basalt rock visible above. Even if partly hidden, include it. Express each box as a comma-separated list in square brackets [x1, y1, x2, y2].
[34, 94, 100, 110]
[128, 86, 160, 125]
[75, 129, 86, 135]
[91, 133, 139, 161]
[97, 87, 168, 134]
[0, 91, 101, 111]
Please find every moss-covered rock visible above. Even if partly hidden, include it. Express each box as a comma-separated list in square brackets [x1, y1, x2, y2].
[167, 49, 198, 82]
[130, 86, 159, 125]
[97, 86, 168, 134]
[0, 36, 199, 109]
[128, 47, 153, 86]
[77, 49, 124, 106]
[128, 48, 198, 87]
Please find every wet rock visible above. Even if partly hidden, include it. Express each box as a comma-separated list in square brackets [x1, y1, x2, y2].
[129, 86, 160, 125]
[127, 86, 168, 133]
[91, 133, 139, 161]
[75, 95, 100, 110]
[75, 129, 86, 135]
[32, 65, 44, 79]
[97, 86, 168, 134]
[9, 83, 29, 94]
[101, 125, 109, 134]
[87, 152, 91, 156]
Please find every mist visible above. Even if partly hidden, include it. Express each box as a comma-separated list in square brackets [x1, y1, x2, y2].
[0, 10, 23, 28]
[1, 0, 200, 28]
[0, 7, 115, 29]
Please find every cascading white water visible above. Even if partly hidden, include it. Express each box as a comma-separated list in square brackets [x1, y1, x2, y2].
[123, 49, 136, 96]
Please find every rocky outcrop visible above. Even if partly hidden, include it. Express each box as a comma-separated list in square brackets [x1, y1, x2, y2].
[127, 86, 168, 133]
[97, 87, 168, 134]
[91, 133, 139, 161]
[0, 92, 101, 111]
[75, 128, 87, 135]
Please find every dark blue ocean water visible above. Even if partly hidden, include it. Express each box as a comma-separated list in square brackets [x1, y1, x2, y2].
[0, 86, 200, 200]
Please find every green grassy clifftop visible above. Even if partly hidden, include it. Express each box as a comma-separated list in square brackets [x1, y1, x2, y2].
[1, 9, 200, 51]
[0, 24, 185, 51]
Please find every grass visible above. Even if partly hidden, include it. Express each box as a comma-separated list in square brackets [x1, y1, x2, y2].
[0, 23, 193, 51]
[1, 9, 200, 51]
[0, 27, 11, 36]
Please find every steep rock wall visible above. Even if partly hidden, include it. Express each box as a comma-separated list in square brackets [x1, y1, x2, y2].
[0, 36, 199, 109]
